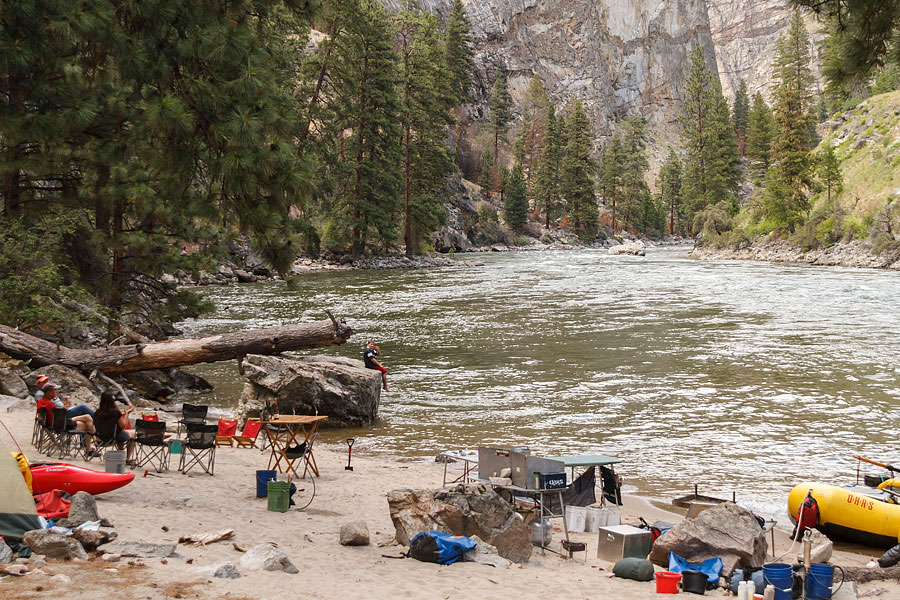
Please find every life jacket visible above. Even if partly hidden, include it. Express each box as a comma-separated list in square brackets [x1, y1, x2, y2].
[12, 451, 32, 493]
[796, 491, 819, 534]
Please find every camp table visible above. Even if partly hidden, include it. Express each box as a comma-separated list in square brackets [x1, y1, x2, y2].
[262, 415, 328, 478]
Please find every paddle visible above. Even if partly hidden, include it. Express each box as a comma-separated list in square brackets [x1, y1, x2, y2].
[855, 455, 900, 473]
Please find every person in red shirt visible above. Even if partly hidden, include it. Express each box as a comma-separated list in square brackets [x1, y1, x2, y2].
[36, 384, 96, 454]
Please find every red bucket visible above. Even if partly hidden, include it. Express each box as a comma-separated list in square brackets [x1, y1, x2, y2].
[655, 571, 682, 594]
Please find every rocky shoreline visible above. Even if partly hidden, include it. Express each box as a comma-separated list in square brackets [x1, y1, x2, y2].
[690, 239, 900, 270]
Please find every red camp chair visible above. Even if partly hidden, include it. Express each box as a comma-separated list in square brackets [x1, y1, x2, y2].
[233, 418, 262, 449]
[216, 418, 238, 447]
[141, 412, 160, 422]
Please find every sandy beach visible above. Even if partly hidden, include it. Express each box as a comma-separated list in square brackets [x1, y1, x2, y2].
[1, 408, 894, 599]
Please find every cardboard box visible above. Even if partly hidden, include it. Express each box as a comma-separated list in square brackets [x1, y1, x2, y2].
[596, 524, 651, 561]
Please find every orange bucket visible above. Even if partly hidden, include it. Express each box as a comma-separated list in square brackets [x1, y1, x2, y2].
[655, 571, 682, 594]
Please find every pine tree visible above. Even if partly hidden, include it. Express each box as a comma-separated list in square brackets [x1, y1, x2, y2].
[746, 92, 775, 178]
[657, 150, 683, 235]
[818, 144, 843, 203]
[561, 101, 597, 240]
[504, 163, 528, 234]
[532, 103, 564, 227]
[732, 79, 750, 156]
[445, 0, 474, 105]
[598, 137, 625, 232]
[488, 69, 512, 174]
[680, 44, 741, 223]
[618, 117, 651, 232]
[768, 10, 816, 231]
[478, 150, 494, 193]
[396, 3, 456, 256]
[520, 76, 548, 187]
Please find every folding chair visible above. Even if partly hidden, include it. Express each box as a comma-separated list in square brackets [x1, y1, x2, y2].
[177, 403, 208, 436]
[134, 419, 169, 472]
[87, 416, 122, 462]
[179, 423, 217, 475]
[233, 418, 262, 449]
[216, 418, 237, 447]
[33, 407, 54, 454]
[50, 407, 89, 459]
[141, 412, 160, 422]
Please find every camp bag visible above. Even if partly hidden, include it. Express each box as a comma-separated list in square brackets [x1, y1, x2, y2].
[612, 557, 655, 581]
[668, 552, 723, 586]
[33, 490, 71, 519]
[408, 531, 477, 565]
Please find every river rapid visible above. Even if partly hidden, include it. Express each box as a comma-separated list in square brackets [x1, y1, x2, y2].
[177, 246, 900, 520]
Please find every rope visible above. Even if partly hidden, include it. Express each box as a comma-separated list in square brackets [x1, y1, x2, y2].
[0, 417, 23, 452]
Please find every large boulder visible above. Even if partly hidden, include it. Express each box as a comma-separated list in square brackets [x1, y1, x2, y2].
[238, 354, 380, 427]
[122, 368, 212, 403]
[26, 365, 100, 408]
[649, 502, 767, 576]
[23, 530, 89, 561]
[608, 241, 646, 256]
[387, 484, 532, 564]
[0, 366, 29, 398]
[66, 492, 100, 528]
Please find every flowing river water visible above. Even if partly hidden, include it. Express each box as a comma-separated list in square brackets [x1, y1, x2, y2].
[177, 246, 900, 520]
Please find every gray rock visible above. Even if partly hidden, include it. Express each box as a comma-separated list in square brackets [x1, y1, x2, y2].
[101, 540, 176, 558]
[22, 530, 89, 561]
[239, 543, 298, 574]
[0, 368, 29, 398]
[463, 535, 512, 568]
[608, 241, 646, 256]
[67, 492, 100, 527]
[26, 365, 100, 408]
[0, 540, 13, 564]
[102, 553, 121, 563]
[0, 393, 30, 413]
[212, 563, 241, 579]
[807, 529, 833, 564]
[649, 502, 766, 576]
[234, 269, 255, 283]
[387, 484, 532, 564]
[339, 521, 370, 546]
[238, 354, 380, 427]
[71, 528, 112, 551]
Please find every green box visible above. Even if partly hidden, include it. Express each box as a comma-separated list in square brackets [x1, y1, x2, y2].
[267, 480, 290, 513]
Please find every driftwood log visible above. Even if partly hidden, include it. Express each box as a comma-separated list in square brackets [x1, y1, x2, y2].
[0, 317, 353, 375]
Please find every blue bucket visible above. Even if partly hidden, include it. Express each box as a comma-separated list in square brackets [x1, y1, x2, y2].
[763, 563, 793, 600]
[805, 563, 839, 600]
[256, 470, 277, 498]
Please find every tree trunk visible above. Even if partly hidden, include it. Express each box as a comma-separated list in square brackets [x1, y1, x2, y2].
[0, 318, 354, 375]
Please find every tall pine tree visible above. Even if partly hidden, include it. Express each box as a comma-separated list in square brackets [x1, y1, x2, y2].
[618, 117, 651, 232]
[746, 92, 776, 179]
[658, 150, 683, 235]
[488, 68, 512, 176]
[561, 101, 597, 240]
[504, 163, 528, 233]
[732, 79, 750, 156]
[599, 137, 625, 232]
[444, 0, 474, 105]
[532, 103, 564, 227]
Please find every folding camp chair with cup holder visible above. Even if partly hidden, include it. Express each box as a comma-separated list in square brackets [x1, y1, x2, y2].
[216, 418, 238, 447]
[50, 407, 89, 459]
[33, 407, 54, 454]
[234, 418, 262, 449]
[87, 416, 122, 462]
[179, 423, 218, 475]
[134, 419, 169, 472]
[177, 403, 208, 437]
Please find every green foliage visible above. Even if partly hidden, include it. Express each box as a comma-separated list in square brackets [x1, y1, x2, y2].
[478, 151, 494, 192]
[616, 117, 653, 232]
[732, 79, 750, 154]
[657, 150, 683, 235]
[488, 69, 512, 162]
[445, 0, 474, 105]
[817, 144, 844, 202]
[477, 202, 499, 223]
[599, 136, 626, 231]
[692, 201, 734, 242]
[560, 101, 598, 240]
[532, 103, 565, 227]
[503, 164, 528, 233]
[872, 231, 900, 255]
[871, 65, 900, 95]
[747, 93, 776, 179]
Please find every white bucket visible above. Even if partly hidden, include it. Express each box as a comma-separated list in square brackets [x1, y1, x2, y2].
[586, 506, 621, 532]
[565, 505, 588, 533]
[105, 450, 126, 474]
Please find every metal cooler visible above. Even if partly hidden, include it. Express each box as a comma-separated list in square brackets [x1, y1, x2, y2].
[596, 524, 651, 561]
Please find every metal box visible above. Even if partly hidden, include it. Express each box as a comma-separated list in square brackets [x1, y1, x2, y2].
[596, 524, 651, 561]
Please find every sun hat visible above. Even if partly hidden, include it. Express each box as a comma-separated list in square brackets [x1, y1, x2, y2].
[44, 383, 60, 391]
[36, 375, 49, 384]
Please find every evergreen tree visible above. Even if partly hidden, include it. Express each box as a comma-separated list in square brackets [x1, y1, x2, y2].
[561, 101, 597, 240]
[504, 163, 528, 234]
[680, 45, 741, 224]
[746, 92, 776, 178]
[818, 144, 843, 203]
[732, 79, 750, 156]
[657, 150, 683, 235]
[324, 0, 403, 256]
[519, 76, 548, 187]
[598, 137, 625, 232]
[488, 69, 512, 174]
[445, 0, 474, 105]
[618, 117, 651, 232]
[396, 3, 456, 256]
[768, 10, 816, 231]
[478, 150, 494, 193]
[531, 103, 564, 227]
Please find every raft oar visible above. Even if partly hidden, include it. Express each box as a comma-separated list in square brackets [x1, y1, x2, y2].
[855, 455, 900, 474]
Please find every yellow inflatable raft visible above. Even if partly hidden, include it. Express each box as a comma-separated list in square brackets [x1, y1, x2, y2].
[788, 481, 900, 548]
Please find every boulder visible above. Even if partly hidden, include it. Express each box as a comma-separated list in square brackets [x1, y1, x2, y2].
[0, 540, 13, 564]
[211, 563, 241, 579]
[101, 540, 176, 558]
[649, 502, 766, 576]
[807, 529, 833, 564]
[608, 241, 646, 256]
[339, 521, 370, 546]
[71, 528, 113, 551]
[238, 354, 380, 427]
[239, 543, 298, 574]
[0, 367, 29, 398]
[22, 530, 88, 561]
[463, 535, 512, 568]
[66, 492, 100, 528]
[0, 393, 30, 413]
[26, 365, 99, 408]
[387, 484, 532, 564]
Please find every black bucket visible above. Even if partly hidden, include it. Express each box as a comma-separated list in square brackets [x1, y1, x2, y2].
[682, 569, 707, 595]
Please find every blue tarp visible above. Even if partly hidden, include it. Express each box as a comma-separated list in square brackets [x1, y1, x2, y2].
[668, 552, 723, 584]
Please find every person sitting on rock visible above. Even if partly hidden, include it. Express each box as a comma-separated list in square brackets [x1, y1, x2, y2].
[36, 384, 96, 453]
[95, 391, 136, 463]
[363, 340, 390, 392]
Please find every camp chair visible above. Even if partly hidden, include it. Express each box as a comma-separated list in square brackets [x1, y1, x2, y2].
[233, 418, 262, 449]
[86, 415, 123, 462]
[141, 412, 160, 422]
[134, 419, 169, 472]
[179, 423, 217, 475]
[177, 403, 208, 436]
[216, 418, 238, 447]
[33, 407, 54, 454]
[49, 407, 89, 459]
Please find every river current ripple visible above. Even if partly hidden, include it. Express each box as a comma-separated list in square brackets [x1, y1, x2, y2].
[177, 246, 900, 519]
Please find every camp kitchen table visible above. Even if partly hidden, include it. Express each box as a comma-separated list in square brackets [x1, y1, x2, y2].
[262, 415, 328, 478]
[490, 482, 571, 555]
[548, 454, 623, 505]
[438, 450, 479, 486]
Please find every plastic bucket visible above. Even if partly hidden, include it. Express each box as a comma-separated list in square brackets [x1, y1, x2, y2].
[267, 480, 290, 512]
[105, 450, 126, 473]
[682, 569, 706, 595]
[256, 470, 277, 498]
[655, 571, 682, 594]
[805, 563, 835, 600]
[763, 563, 793, 600]
[565, 505, 587, 532]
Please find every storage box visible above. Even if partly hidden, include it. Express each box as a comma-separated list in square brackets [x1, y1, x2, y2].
[539, 472, 567, 490]
[596, 524, 651, 561]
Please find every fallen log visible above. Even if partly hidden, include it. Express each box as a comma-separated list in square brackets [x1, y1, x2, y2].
[0, 317, 353, 375]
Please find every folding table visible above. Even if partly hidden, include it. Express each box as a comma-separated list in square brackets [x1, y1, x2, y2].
[262, 415, 328, 478]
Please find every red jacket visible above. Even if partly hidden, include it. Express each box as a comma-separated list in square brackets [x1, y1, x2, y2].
[36, 397, 59, 426]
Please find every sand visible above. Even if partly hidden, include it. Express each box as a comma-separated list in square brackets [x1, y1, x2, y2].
[0, 408, 895, 599]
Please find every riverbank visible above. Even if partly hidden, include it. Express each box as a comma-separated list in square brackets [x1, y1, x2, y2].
[690, 239, 900, 270]
[0, 408, 893, 599]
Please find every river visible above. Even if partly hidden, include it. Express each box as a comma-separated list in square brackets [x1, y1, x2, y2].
[176, 246, 900, 519]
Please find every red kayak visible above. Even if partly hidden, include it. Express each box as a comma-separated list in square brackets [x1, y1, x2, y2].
[30, 462, 134, 496]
